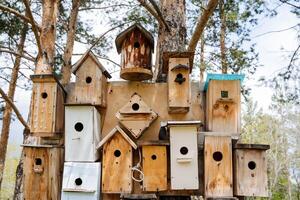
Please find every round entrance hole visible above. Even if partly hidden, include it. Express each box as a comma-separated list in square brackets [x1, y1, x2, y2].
[86, 76, 92, 84]
[75, 178, 83, 186]
[213, 151, 223, 162]
[114, 150, 121, 157]
[35, 158, 42, 165]
[180, 147, 189, 155]
[132, 103, 140, 111]
[151, 154, 157, 160]
[74, 122, 84, 132]
[176, 73, 183, 79]
[134, 42, 140, 48]
[41, 92, 48, 99]
[248, 161, 256, 170]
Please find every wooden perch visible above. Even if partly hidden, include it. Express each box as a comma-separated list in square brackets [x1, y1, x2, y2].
[0, 87, 30, 131]
[188, 0, 219, 52]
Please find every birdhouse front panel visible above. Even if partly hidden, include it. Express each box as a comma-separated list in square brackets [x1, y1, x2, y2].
[168, 57, 190, 113]
[102, 132, 133, 193]
[23, 146, 63, 200]
[169, 125, 199, 190]
[142, 145, 167, 192]
[62, 162, 101, 200]
[204, 136, 233, 197]
[65, 106, 100, 162]
[234, 145, 269, 197]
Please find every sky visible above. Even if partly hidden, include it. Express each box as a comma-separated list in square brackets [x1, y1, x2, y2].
[0, 2, 299, 153]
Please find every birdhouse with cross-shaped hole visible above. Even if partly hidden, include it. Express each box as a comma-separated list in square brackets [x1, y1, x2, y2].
[68, 50, 111, 107]
[29, 74, 66, 137]
[233, 143, 270, 197]
[204, 73, 244, 134]
[204, 136, 233, 197]
[115, 24, 154, 81]
[96, 125, 137, 193]
[163, 52, 194, 113]
[65, 105, 101, 162]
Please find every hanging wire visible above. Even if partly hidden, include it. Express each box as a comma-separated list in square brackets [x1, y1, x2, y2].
[131, 148, 144, 183]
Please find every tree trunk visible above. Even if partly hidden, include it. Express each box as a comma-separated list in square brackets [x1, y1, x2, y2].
[154, 0, 187, 81]
[200, 35, 205, 82]
[61, 0, 80, 85]
[219, 0, 227, 74]
[0, 24, 27, 190]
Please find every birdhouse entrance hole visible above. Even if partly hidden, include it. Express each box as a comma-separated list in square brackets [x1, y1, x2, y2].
[175, 73, 186, 84]
[134, 41, 140, 48]
[213, 151, 223, 162]
[151, 154, 157, 160]
[41, 92, 48, 99]
[75, 178, 83, 186]
[85, 76, 92, 84]
[35, 158, 42, 165]
[221, 90, 229, 98]
[180, 146, 189, 155]
[114, 149, 121, 157]
[248, 161, 256, 170]
[74, 122, 84, 132]
[132, 103, 140, 111]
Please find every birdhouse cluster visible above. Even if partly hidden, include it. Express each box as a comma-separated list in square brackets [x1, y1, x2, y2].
[24, 24, 270, 200]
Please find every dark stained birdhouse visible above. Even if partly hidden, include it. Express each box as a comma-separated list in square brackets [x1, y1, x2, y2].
[115, 24, 154, 81]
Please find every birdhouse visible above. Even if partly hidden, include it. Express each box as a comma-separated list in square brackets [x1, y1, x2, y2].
[163, 52, 194, 113]
[140, 141, 168, 192]
[167, 121, 201, 190]
[23, 145, 63, 200]
[69, 50, 111, 107]
[204, 73, 244, 133]
[65, 105, 101, 162]
[29, 74, 65, 137]
[233, 144, 270, 197]
[61, 162, 101, 200]
[204, 136, 233, 197]
[96, 126, 137, 193]
[115, 24, 154, 81]
[116, 93, 158, 139]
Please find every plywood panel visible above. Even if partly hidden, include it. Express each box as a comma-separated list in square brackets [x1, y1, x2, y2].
[102, 132, 133, 193]
[142, 145, 167, 191]
[204, 136, 233, 197]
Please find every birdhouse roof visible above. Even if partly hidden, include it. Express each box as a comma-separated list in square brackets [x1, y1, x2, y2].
[115, 23, 154, 54]
[233, 143, 270, 150]
[204, 73, 245, 91]
[96, 125, 137, 150]
[162, 51, 195, 74]
[72, 50, 112, 79]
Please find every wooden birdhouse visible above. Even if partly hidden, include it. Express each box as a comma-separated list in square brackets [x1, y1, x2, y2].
[70, 50, 111, 107]
[167, 121, 201, 190]
[23, 145, 63, 200]
[65, 105, 101, 162]
[29, 74, 65, 137]
[140, 141, 168, 192]
[233, 144, 270, 197]
[115, 24, 154, 81]
[205, 73, 244, 133]
[163, 52, 194, 113]
[204, 136, 233, 197]
[97, 125, 137, 193]
[116, 93, 158, 139]
[62, 162, 101, 200]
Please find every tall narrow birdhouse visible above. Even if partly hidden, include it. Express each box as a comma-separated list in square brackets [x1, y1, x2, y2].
[62, 162, 101, 200]
[69, 51, 111, 107]
[140, 141, 168, 192]
[23, 145, 63, 200]
[204, 136, 233, 197]
[65, 105, 101, 162]
[168, 121, 201, 190]
[233, 144, 270, 197]
[29, 74, 65, 137]
[163, 52, 194, 113]
[205, 73, 244, 133]
[97, 126, 137, 193]
[115, 24, 154, 81]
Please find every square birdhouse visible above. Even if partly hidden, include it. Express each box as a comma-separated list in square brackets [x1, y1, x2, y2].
[204, 73, 244, 133]
[96, 126, 137, 193]
[204, 136, 233, 197]
[233, 144, 270, 197]
[29, 74, 65, 137]
[69, 50, 111, 107]
[23, 145, 63, 200]
[163, 52, 194, 113]
[65, 105, 101, 162]
[140, 141, 168, 192]
[61, 162, 101, 200]
[168, 121, 201, 190]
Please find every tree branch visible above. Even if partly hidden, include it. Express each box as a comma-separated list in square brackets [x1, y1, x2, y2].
[287, 44, 300, 71]
[148, 0, 170, 31]
[188, 0, 219, 52]
[137, 0, 161, 24]
[279, 0, 300, 9]
[0, 88, 30, 130]
[253, 23, 300, 38]
[0, 49, 35, 62]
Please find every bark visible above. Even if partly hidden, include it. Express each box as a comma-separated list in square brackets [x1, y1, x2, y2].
[219, 0, 227, 74]
[200, 36, 205, 82]
[0, 24, 27, 190]
[61, 0, 81, 85]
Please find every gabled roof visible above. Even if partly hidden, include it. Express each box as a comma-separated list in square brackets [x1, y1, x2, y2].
[115, 23, 154, 54]
[72, 50, 112, 79]
[96, 125, 137, 150]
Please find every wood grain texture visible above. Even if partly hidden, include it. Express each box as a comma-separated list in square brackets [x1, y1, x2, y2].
[204, 136, 233, 197]
[142, 145, 167, 191]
